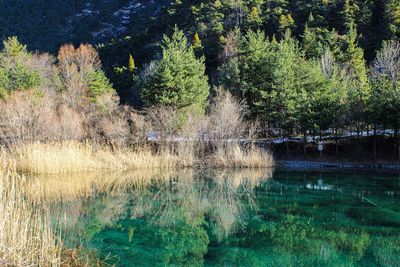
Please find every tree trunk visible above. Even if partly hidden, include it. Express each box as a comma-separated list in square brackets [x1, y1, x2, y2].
[285, 131, 289, 155]
[319, 129, 322, 142]
[395, 127, 399, 162]
[335, 128, 339, 158]
[373, 125, 377, 162]
[313, 130, 316, 143]
[303, 130, 307, 157]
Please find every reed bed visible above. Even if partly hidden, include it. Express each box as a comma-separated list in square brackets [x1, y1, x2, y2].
[4, 142, 186, 174]
[207, 144, 274, 168]
[0, 171, 63, 266]
[2, 141, 274, 175]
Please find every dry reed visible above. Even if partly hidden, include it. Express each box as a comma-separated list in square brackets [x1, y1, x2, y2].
[2, 141, 274, 175]
[4, 142, 187, 174]
[207, 144, 274, 168]
[0, 171, 63, 266]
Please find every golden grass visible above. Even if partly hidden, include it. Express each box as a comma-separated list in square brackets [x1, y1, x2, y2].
[2, 141, 274, 175]
[26, 168, 186, 202]
[207, 144, 274, 168]
[4, 142, 188, 174]
[0, 141, 275, 265]
[0, 171, 63, 266]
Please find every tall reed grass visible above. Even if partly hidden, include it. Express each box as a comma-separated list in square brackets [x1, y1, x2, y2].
[206, 144, 274, 168]
[4, 142, 186, 174]
[2, 141, 274, 174]
[0, 171, 63, 266]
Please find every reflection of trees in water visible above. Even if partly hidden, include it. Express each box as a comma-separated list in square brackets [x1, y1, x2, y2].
[48, 168, 273, 249]
[128, 168, 273, 239]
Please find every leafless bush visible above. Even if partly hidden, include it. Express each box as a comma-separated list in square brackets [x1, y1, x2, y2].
[321, 49, 335, 79]
[219, 28, 241, 64]
[96, 110, 131, 147]
[0, 91, 58, 145]
[125, 108, 150, 145]
[140, 61, 157, 82]
[56, 104, 86, 141]
[207, 89, 248, 140]
[372, 40, 400, 82]
[145, 105, 181, 140]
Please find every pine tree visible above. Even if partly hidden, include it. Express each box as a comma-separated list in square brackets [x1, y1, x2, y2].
[141, 27, 210, 115]
[247, 6, 262, 28]
[2, 36, 28, 58]
[385, 0, 400, 38]
[344, 22, 371, 132]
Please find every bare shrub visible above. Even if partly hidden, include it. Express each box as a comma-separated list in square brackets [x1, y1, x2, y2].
[207, 88, 248, 140]
[124, 107, 150, 145]
[56, 104, 86, 141]
[97, 111, 131, 147]
[372, 40, 400, 82]
[140, 61, 157, 83]
[145, 105, 181, 140]
[0, 91, 58, 145]
[321, 49, 335, 79]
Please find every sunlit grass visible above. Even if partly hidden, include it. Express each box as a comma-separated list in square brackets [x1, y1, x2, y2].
[0, 171, 63, 266]
[207, 144, 274, 168]
[2, 141, 274, 175]
[4, 142, 186, 174]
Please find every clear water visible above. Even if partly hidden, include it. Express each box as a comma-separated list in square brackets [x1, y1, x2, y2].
[53, 168, 400, 266]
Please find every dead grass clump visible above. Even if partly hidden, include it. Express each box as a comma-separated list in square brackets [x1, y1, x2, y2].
[4, 141, 188, 174]
[208, 144, 274, 168]
[4, 140, 273, 174]
[0, 171, 63, 266]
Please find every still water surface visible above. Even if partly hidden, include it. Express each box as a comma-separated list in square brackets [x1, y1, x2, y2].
[52, 168, 400, 266]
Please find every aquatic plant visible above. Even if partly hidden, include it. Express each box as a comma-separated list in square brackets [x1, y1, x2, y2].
[0, 171, 63, 265]
[2, 141, 274, 174]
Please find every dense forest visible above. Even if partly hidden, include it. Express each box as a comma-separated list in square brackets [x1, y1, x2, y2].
[0, 0, 400, 158]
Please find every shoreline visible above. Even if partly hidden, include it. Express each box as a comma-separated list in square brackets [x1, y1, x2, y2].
[276, 160, 400, 170]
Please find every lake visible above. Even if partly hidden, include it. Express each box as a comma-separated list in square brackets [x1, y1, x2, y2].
[48, 168, 400, 266]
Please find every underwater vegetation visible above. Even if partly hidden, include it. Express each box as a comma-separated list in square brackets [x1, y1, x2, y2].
[48, 169, 400, 266]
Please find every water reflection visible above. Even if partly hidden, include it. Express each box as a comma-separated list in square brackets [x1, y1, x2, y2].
[31, 168, 400, 266]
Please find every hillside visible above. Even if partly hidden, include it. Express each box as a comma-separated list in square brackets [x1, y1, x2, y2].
[0, 0, 170, 52]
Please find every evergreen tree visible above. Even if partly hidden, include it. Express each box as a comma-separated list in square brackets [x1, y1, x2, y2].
[343, 23, 371, 132]
[0, 37, 42, 95]
[218, 28, 242, 95]
[141, 27, 210, 115]
[247, 6, 263, 28]
[385, 0, 400, 38]
[2, 36, 28, 58]
[241, 30, 300, 130]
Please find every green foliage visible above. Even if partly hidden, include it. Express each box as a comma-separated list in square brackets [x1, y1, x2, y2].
[87, 70, 114, 100]
[0, 37, 42, 97]
[141, 27, 210, 115]
[2, 36, 28, 58]
[240, 30, 303, 129]
[385, 0, 400, 38]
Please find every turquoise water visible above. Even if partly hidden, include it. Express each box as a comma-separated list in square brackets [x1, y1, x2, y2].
[55, 168, 400, 266]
